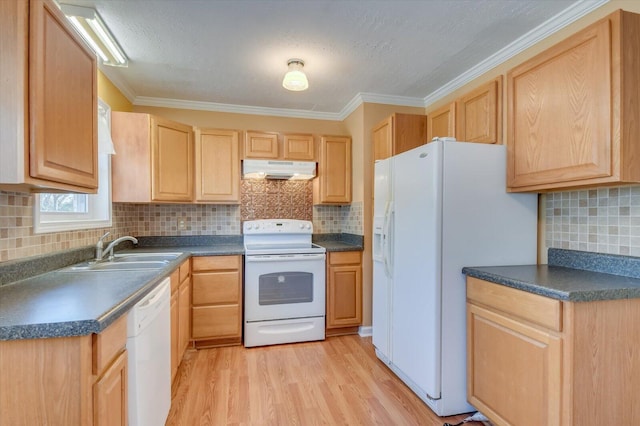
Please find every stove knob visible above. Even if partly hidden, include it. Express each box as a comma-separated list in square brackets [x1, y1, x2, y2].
[255, 223, 261, 230]
[246, 223, 253, 230]
[306, 224, 311, 230]
[299, 224, 304, 229]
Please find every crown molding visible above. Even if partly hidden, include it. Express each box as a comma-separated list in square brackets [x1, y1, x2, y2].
[98, 64, 137, 102]
[423, 0, 609, 106]
[338, 92, 424, 120]
[133, 96, 343, 121]
[103, 0, 608, 121]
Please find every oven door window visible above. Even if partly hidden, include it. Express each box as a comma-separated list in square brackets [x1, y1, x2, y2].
[259, 272, 313, 305]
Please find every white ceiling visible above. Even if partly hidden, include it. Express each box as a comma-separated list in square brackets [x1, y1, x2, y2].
[61, 0, 608, 119]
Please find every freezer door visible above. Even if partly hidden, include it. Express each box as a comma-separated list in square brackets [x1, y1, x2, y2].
[391, 142, 443, 400]
[372, 158, 392, 358]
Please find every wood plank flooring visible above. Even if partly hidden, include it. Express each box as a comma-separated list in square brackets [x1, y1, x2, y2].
[167, 335, 482, 426]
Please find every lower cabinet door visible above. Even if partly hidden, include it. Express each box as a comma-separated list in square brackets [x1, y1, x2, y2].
[467, 304, 562, 426]
[170, 292, 178, 381]
[178, 281, 191, 357]
[93, 350, 128, 426]
[327, 264, 362, 328]
[192, 305, 241, 339]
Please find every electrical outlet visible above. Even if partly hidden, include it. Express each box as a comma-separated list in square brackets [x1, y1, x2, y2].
[177, 218, 187, 231]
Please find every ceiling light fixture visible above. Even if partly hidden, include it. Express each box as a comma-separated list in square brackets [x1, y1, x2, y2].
[59, 3, 128, 67]
[282, 59, 308, 91]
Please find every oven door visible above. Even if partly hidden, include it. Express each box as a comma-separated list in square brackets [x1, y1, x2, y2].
[244, 253, 326, 322]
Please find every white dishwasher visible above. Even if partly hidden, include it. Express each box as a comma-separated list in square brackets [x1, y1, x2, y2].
[127, 277, 171, 426]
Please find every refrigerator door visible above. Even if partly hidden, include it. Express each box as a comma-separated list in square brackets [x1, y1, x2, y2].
[391, 141, 443, 400]
[372, 159, 391, 359]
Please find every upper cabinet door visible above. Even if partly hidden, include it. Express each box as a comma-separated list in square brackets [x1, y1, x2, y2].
[507, 11, 640, 192]
[372, 114, 427, 161]
[427, 102, 456, 141]
[195, 128, 240, 203]
[151, 117, 194, 202]
[316, 136, 351, 204]
[372, 116, 393, 161]
[244, 131, 278, 159]
[283, 134, 315, 161]
[456, 77, 502, 144]
[29, 0, 98, 189]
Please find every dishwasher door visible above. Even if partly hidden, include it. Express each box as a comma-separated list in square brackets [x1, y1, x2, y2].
[127, 278, 171, 426]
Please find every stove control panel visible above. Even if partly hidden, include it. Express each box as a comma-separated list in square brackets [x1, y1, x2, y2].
[243, 219, 313, 234]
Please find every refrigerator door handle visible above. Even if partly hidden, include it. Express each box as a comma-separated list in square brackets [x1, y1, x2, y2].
[383, 201, 394, 279]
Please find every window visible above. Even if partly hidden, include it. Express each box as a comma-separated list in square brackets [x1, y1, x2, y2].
[34, 99, 114, 233]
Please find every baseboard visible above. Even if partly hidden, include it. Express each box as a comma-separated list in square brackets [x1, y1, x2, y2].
[358, 326, 372, 337]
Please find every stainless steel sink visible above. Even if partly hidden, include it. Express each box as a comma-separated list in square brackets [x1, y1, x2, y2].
[63, 253, 181, 272]
[112, 253, 181, 263]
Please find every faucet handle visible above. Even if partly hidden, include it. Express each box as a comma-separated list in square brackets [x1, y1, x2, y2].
[98, 231, 110, 242]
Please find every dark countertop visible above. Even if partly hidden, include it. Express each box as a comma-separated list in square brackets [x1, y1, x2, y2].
[463, 248, 640, 302]
[313, 233, 364, 252]
[0, 253, 190, 340]
[0, 233, 363, 341]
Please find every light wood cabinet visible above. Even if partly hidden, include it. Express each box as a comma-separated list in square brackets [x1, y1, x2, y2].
[283, 134, 316, 160]
[191, 255, 243, 348]
[507, 10, 640, 192]
[244, 131, 315, 160]
[170, 273, 179, 381]
[372, 113, 427, 161]
[326, 251, 362, 335]
[244, 130, 279, 159]
[314, 135, 352, 204]
[467, 276, 640, 426]
[456, 77, 502, 144]
[0, 0, 98, 193]
[195, 128, 240, 203]
[427, 102, 456, 141]
[178, 260, 191, 358]
[111, 112, 194, 203]
[0, 314, 128, 425]
[171, 259, 191, 382]
[93, 350, 128, 426]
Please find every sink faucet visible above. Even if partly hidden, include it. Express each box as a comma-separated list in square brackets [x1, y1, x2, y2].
[95, 232, 138, 261]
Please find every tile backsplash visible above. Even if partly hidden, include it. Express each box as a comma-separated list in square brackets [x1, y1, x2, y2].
[125, 204, 241, 236]
[545, 186, 640, 256]
[0, 192, 132, 262]
[0, 185, 362, 262]
[241, 180, 313, 221]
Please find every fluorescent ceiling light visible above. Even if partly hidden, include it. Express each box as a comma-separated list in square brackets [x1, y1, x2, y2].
[282, 59, 308, 91]
[60, 3, 128, 67]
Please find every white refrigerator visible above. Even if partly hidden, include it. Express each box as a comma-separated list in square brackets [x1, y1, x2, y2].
[372, 139, 537, 416]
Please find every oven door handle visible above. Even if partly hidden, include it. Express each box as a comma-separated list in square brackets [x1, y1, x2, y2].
[245, 253, 326, 262]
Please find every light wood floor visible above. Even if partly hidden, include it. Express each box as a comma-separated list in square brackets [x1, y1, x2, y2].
[167, 335, 482, 425]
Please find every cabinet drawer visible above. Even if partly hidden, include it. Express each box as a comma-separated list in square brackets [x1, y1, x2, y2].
[192, 305, 240, 338]
[179, 259, 190, 283]
[192, 255, 240, 271]
[192, 271, 240, 305]
[328, 251, 361, 266]
[467, 277, 562, 331]
[92, 314, 127, 375]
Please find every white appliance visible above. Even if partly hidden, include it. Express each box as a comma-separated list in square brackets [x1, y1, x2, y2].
[127, 278, 171, 426]
[243, 219, 326, 347]
[372, 139, 537, 416]
[242, 159, 316, 180]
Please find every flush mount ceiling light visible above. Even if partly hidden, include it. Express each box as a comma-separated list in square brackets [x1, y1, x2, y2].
[59, 3, 128, 67]
[282, 59, 309, 91]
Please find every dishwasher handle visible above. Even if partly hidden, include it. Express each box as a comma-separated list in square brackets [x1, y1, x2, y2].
[128, 278, 170, 337]
[140, 281, 169, 309]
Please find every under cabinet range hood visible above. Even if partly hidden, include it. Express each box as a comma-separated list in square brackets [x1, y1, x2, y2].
[242, 159, 316, 180]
